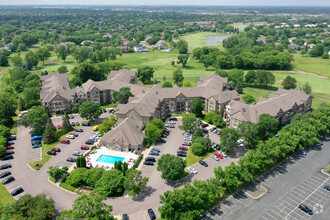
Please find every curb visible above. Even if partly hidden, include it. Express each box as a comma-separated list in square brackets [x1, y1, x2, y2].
[321, 169, 330, 177]
[243, 184, 268, 199]
[47, 177, 77, 195]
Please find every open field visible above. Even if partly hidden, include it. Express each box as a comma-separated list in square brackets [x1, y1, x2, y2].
[180, 32, 227, 52]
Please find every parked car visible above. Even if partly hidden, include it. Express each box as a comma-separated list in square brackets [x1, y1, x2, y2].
[32, 144, 42, 149]
[199, 160, 208, 167]
[177, 152, 186, 157]
[212, 128, 218, 134]
[60, 139, 70, 144]
[0, 171, 11, 178]
[57, 125, 61, 129]
[85, 139, 94, 145]
[70, 133, 78, 137]
[75, 128, 83, 132]
[220, 152, 228, 158]
[157, 138, 166, 143]
[93, 125, 99, 131]
[214, 153, 223, 159]
[47, 151, 57, 156]
[161, 133, 168, 138]
[324, 185, 330, 191]
[6, 146, 14, 150]
[31, 140, 42, 145]
[169, 117, 178, 121]
[143, 161, 154, 166]
[187, 167, 198, 174]
[202, 129, 209, 134]
[82, 123, 90, 126]
[102, 109, 107, 113]
[1, 154, 13, 161]
[0, 164, 12, 170]
[298, 150, 307, 156]
[182, 142, 191, 146]
[184, 133, 192, 137]
[184, 136, 192, 141]
[109, 109, 115, 114]
[51, 148, 61, 152]
[31, 133, 42, 137]
[179, 146, 188, 151]
[145, 157, 156, 162]
[149, 151, 159, 156]
[66, 135, 75, 139]
[81, 145, 90, 150]
[31, 136, 42, 141]
[7, 134, 16, 140]
[2, 176, 15, 185]
[61, 116, 65, 120]
[73, 151, 83, 156]
[215, 145, 221, 150]
[298, 204, 313, 215]
[70, 114, 74, 119]
[67, 157, 76, 162]
[211, 155, 220, 161]
[177, 150, 187, 154]
[165, 124, 174, 128]
[122, 213, 129, 220]
[71, 122, 76, 126]
[76, 122, 80, 126]
[151, 148, 160, 153]
[6, 150, 15, 155]
[201, 123, 209, 128]
[148, 208, 156, 220]
[6, 141, 15, 146]
[210, 127, 216, 132]
[11, 187, 24, 196]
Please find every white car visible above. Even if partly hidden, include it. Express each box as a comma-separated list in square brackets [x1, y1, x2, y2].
[219, 152, 228, 158]
[211, 155, 220, 161]
[187, 167, 198, 174]
[184, 137, 192, 141]
[66, 135, 75, 139]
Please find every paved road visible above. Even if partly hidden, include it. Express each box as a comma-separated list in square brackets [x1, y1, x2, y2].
[201, 137, 330, 220]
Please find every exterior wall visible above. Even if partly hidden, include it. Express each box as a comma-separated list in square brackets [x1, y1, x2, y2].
[86, 88, 111, 104]
[43, 96, 74, 114]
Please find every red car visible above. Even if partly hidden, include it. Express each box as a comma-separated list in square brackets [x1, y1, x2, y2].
[214, 153, 223, 159]
[80, 145, 90, 150]
[57, 125, 61, 129]
[60, 139, 70, 144]
[6, 146, 14, 150]
[201, 123, 209, 128]
[51, 147, 61, 152]
[164, 128, 171, 133]
[179, 146, 188, 151]
[71, 133, 78, 137]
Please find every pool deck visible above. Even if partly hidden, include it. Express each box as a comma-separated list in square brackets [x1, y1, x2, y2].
[86, 147, 139, 169]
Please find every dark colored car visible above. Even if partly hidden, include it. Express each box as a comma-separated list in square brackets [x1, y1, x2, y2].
[75, 128, 83, 132]
[102, 109, 107, 113]
[145, 157, 156, 162]
[151, 148, 160, 153]
[76, 122, 80, 126]
[157, 138, 166, 143]
[177, 152, 186, 157]
[0, 171, 11, 178]
[31, 140, 42, 145]
[85, 139, 94, 145]
[6, 146, 14, 150]
[169, 117, 178, 121]
[149, 151, 159, 156]
[60, 139, 70, 144]
[31, 133, 42, 137]
[182, 142, 191, 146]
[2, 176, 15, 185]
[148, 208, 156, 220]
[143, 161, 154, 166]
[6, 150, 15, 155]
[81, 145, 90, 150]
[202, 129, 209, 134]
[0, 164, 12, 170]
[199, 160, 208, 167]
[71, 133, 79, 137]
[298, 204, 313, 215]
[1, 154, 13, 161]
[11, 187, 24, 196]
[324, 185, 330, 191]
[177, 150, 187, 154]
[70, 114, 74, 119]
[298, 150, 307, 156]
[82, 123, 90, 126]
[71, 122, 76, 126]
[47, 151, 57, 156]
[6, 141, 15, 146]
[32, 144, 42, 149]
[201, 123, 209, 128]
[122, 214, 129, 220]
[7, 135, 16, 141]
[51, 147, 61, 152]
[67, 157, 76, 162]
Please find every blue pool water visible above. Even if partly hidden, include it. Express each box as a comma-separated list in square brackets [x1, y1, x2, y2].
[96, 155, 125, 164]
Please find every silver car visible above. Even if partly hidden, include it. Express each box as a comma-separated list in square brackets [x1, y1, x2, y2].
[73, 151, 83, 156]
[211, 155, 219, 161]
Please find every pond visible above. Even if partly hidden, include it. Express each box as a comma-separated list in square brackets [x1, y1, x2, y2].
[202, 35, 231, 46]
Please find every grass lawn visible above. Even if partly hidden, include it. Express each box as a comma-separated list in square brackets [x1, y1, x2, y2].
[180, 32, 228, 52]
[185, 148, 216, 167]
[0, 66, 6, 72]
[0, 184, 15, 203]
[59, 176, 76, 192]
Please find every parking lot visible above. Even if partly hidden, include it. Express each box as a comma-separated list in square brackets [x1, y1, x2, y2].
[201, 139, 330, 220]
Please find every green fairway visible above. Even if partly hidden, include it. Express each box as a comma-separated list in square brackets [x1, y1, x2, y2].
[180, 32, 227, 52]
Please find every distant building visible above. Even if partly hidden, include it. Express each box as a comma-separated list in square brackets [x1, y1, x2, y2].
[134, 45, 148, 53]
[151, 40, 167, 50]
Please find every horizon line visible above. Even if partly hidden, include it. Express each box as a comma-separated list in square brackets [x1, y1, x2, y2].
[0, 4, 330, 7]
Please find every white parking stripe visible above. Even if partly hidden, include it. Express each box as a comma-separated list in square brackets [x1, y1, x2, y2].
[263, 212, 278, 220]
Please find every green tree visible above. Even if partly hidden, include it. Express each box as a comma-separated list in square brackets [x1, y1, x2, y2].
[282, 76, 297, 90]
[245, 70, 257, 85]
[182, 81, 192, 87]
[137, 66, 154, 84]
[302, 82, 312, 94]
[0, 91, 17, 126]
[0, 53, 9, 66]
[220, 128, 240, 153]
[99, 115, 116, 136]
[192, 128, 204, 143]
[86, 168, 104, 188]
[191, 98, 203, 117]
[173, 69, 184, 86]
[21, 106, 49, 134]
[200, 54, 214, 69]
[256, 70, 275, 87]
[242, 94, 256, 104]
[161, 81, 172, 88]
[179, 114, 202, 134]
[36, 47, 51, 66]
[59, 193, 114, 220]
[74, 62, 105, 83]
[177, 54, 189, 67]
[145, 119, 164, 145]
[57, 65, 68, 73]
[96, 169, 126, 197]
[238, 121, 259, 149]
[61, 116, 73, 132]
[11, 55, 22, 67]
[112, 87, 133, 104]
[191, 142, 206, 156]
[55, 45, 68, 63]
[73, 46, 91, 63]
[175, 39, 188, 54]
[47, 166, 68, 182]
[43, 120, 57, 144]
[327, 165, 330, 173]
[257, 114, 278, 141]
[66, 168, 88, 187]
[124, 169, 149, 194]
[25, 51, 39, 67]
[157, 154, 187, 181]
[79, 101, 102, 122]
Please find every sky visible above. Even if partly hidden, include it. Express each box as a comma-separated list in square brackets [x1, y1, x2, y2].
[0, 0, 330, 6]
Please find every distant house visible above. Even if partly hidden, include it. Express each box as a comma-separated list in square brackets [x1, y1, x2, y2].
[308, 44, 316, 48]
[117, 46, 130, 53]
[257, 36, 267, 44]
[151, 40, 167, 50]
[121, 39, 130, 46]
[134, 45, 148, 53]
[81, 40, 93, 46]
[55, 42, 74, 49]
[144, 34, 153, 41]
[103, 33, 112, 39]
[293, 24, 300, 28]
[288, 43, 304, 51]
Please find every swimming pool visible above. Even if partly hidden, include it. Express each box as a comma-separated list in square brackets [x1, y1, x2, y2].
[96, 155, 125, 164]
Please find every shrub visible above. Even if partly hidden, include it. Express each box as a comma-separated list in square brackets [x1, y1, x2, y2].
[133, 154, 144, 169]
